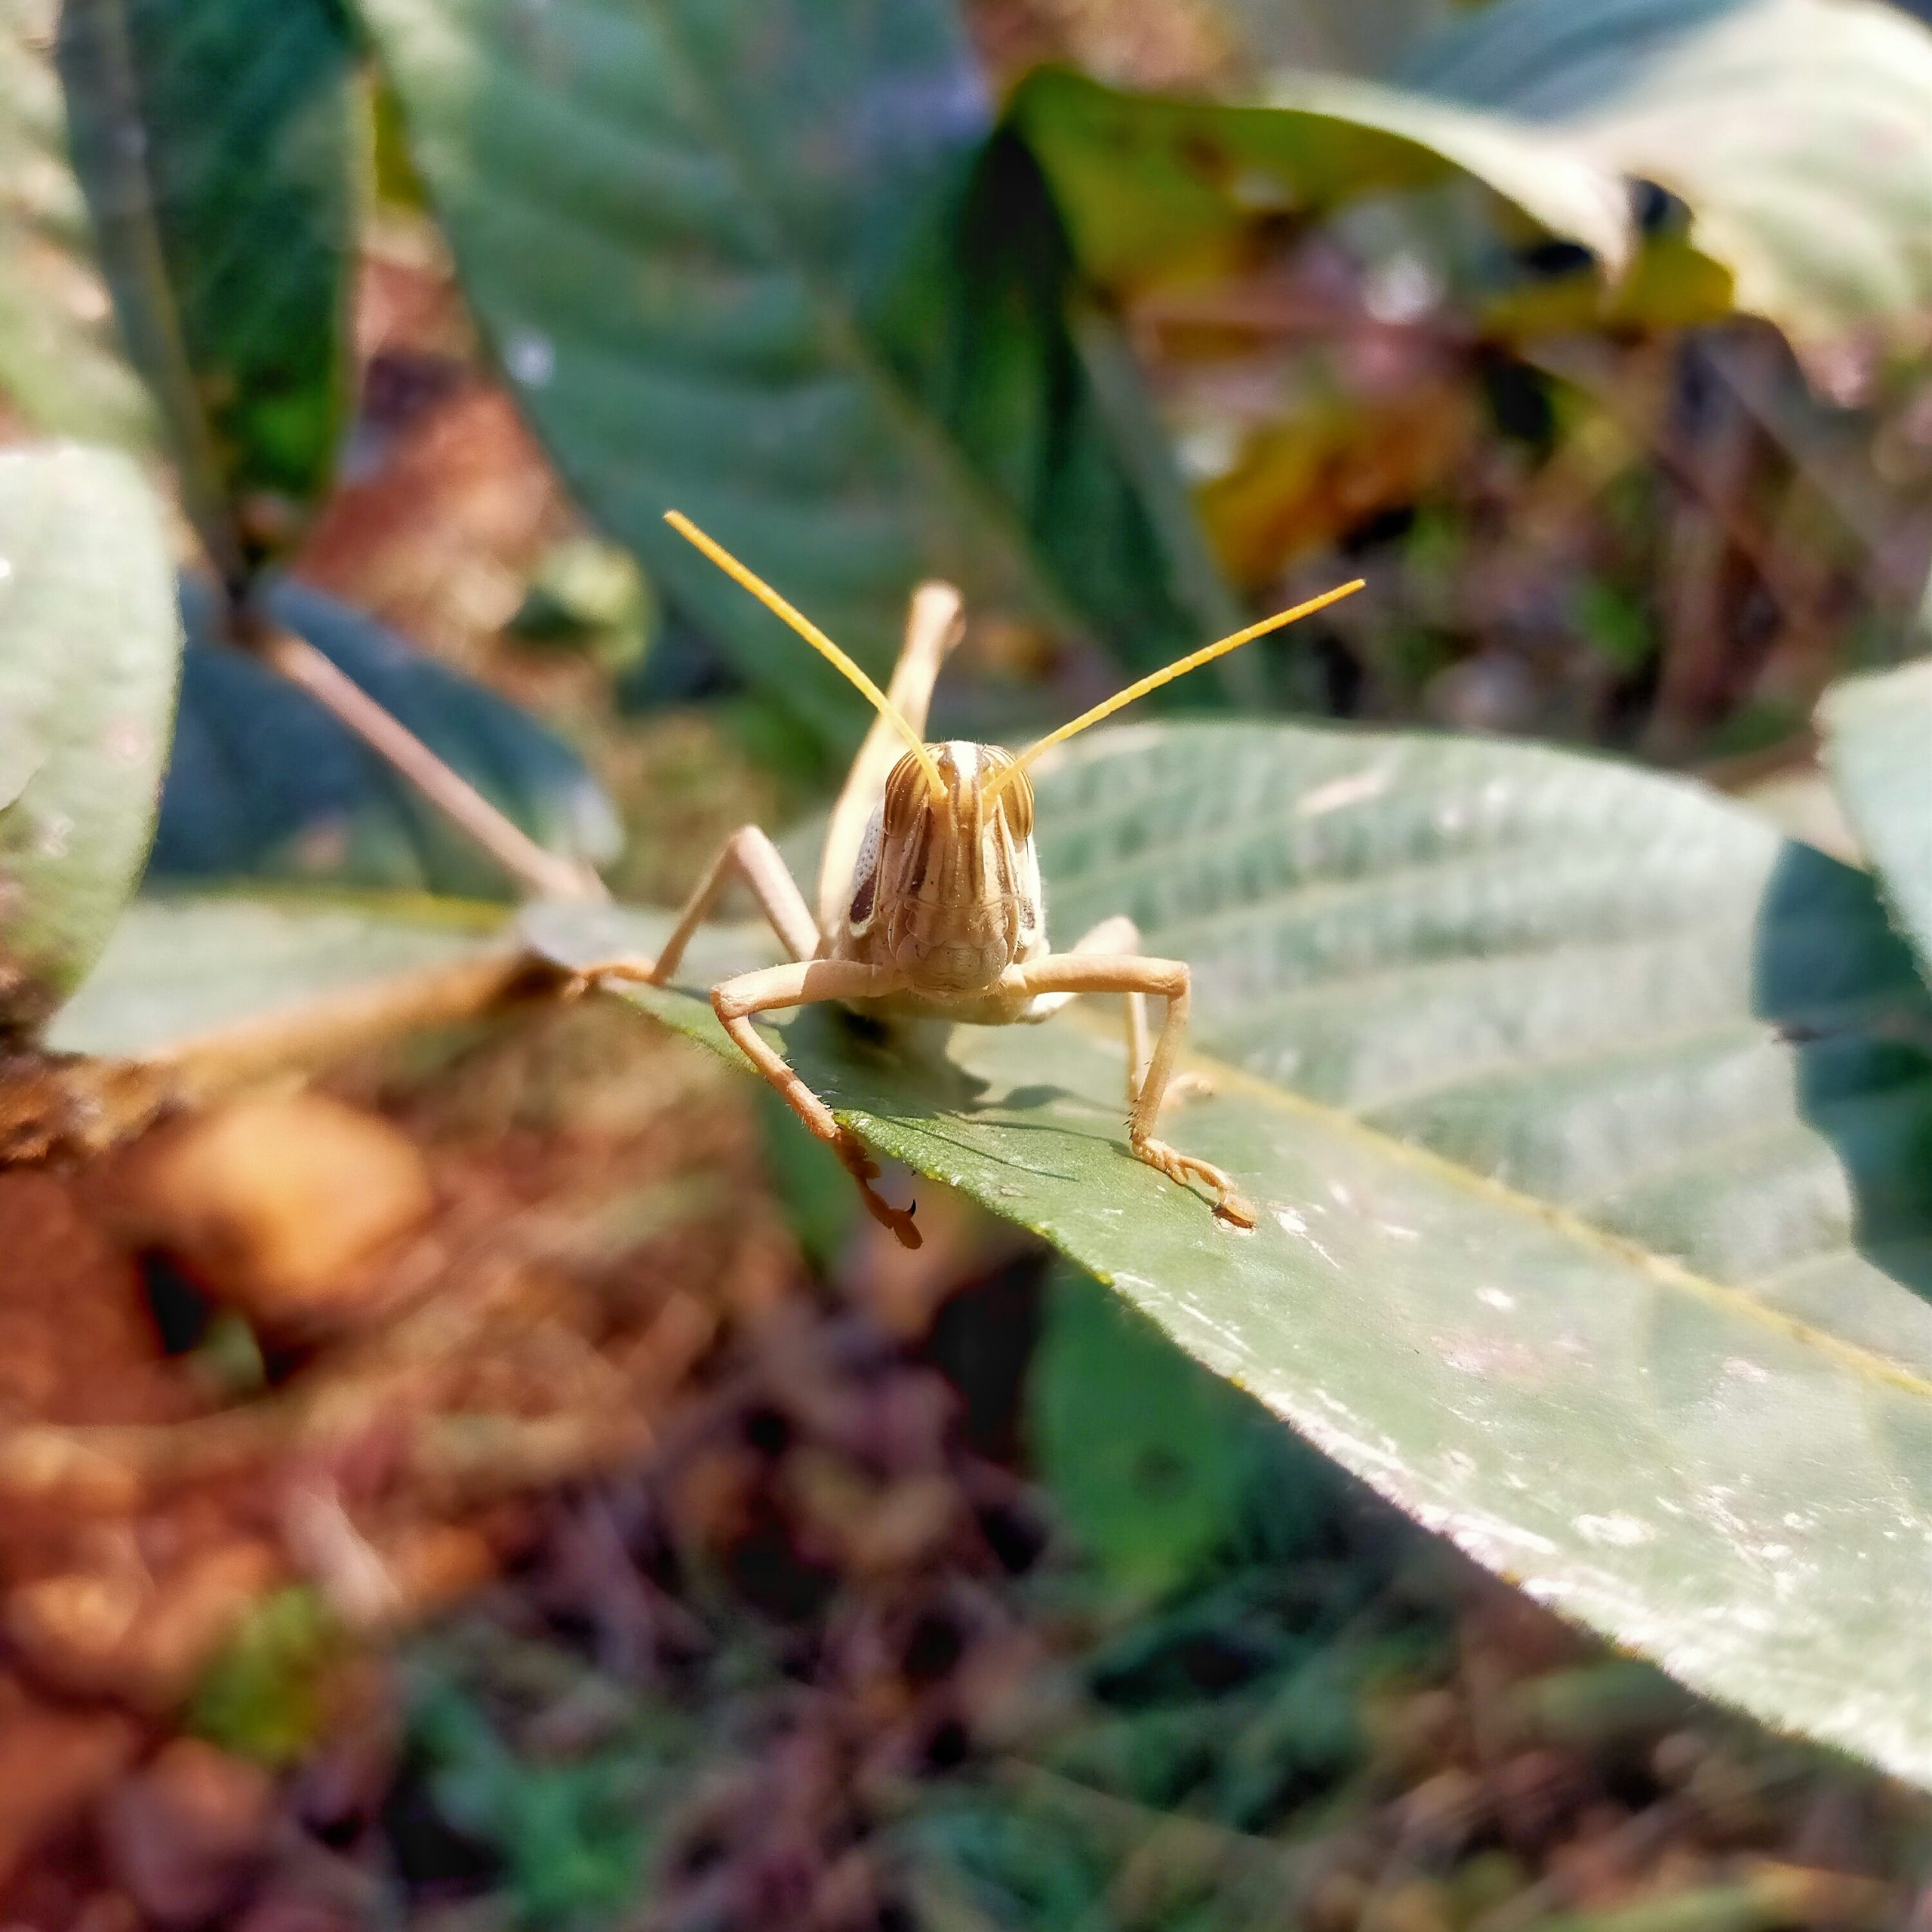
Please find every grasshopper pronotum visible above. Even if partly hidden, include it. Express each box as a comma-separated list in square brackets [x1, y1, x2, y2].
[576, 512, 1363, 1249]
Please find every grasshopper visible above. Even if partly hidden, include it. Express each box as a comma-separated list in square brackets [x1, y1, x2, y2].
[577, 512, 1362, 1249]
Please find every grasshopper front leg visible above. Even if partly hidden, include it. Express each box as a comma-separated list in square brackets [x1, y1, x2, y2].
[709, 958, 917, 1247]
[1011, 952, 1255, 1229]
[571, 848, 920, 1245]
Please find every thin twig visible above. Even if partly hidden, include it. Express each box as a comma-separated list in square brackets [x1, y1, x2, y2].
[261, 628, 609, 904]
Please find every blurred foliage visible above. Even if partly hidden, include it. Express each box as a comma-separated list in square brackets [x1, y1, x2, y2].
[190, 1588, 345, 1769]
[0, 0, 152, 445]
[0, 445, 179, 1027]
[408, 1650, 684, 1928]
[1028, 1269, 1331, 1598]
[56, 0, 358, 580]
[10, 0, 1932, 1914]
[1820, 654, 1932, 980]
[356, 0, 1235, 760]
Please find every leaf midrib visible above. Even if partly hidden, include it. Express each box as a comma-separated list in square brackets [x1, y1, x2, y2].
[1061, 1010, 1932, 1408]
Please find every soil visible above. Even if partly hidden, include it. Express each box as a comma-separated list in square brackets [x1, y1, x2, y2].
[0, 998, 1925, 1930]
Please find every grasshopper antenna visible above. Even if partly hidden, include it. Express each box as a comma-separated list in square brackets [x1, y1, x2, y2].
[664, 511, 949, 801]
[981, 579, 1365, 804]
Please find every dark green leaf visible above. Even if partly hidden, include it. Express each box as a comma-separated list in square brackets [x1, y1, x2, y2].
[528, 720, 1932, 1786]
[154, 580, 620, 900]
[1030, 1266, 1321, 1597]
[1820, 659, 1932, 992]
[354, 0, 1235, 752]
[0, 445, 180, 1029]
[57, 0, 358, 578]
[1017, 0, 1932, 354]
[0, 2, 152, 445]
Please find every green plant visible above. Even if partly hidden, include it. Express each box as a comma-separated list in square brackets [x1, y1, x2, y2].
[5, 0, 1932, 1800]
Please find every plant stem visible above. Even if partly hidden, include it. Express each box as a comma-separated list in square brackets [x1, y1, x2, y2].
[261, 627, 609, 904]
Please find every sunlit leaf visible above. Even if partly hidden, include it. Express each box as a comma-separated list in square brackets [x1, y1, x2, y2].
[1820, 657, 1932, 988]
[0, 445, 179, 1027]
[530, 719, 1932, 1787]
[1017, 0, 1932, 356]
[354, 0, 1235, 752]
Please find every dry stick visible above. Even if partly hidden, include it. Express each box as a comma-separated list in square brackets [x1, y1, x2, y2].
[261, 628, 608, 904]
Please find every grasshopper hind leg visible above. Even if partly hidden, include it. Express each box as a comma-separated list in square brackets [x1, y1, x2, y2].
[709, 958, 918, 1247]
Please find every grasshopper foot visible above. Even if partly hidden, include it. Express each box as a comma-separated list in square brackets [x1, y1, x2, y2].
[835, 1128, 921, 1250]
[560, 954, 666, 1001]
[1131, 1134, 1256, 1231]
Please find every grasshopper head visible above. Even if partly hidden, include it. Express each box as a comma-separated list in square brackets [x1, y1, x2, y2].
[848, 742, 1042, 995]
[657, 508, 1361, 1001]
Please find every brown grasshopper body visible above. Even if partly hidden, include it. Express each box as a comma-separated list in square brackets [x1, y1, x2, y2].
[577, 514, 1361, 1249]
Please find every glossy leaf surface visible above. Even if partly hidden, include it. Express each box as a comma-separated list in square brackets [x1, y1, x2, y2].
[530, 720, 1932, 1786]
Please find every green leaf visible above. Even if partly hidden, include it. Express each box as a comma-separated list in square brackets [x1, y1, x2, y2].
[0, 2, 152, 446]
[1030, 1266, 1326, 1597]
[528, 720, 1932, 1786]
[0, 445, 180, 1029]
[191, 1586, 343, 1767]
[155, 580, 620, 900]
[56, 0, 358, 578]
[1017, 0, 1932, 354]
[354, 0, 1235, 751]
[46, 891, 507, 1060]
[1820, 659, 1932, 993]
